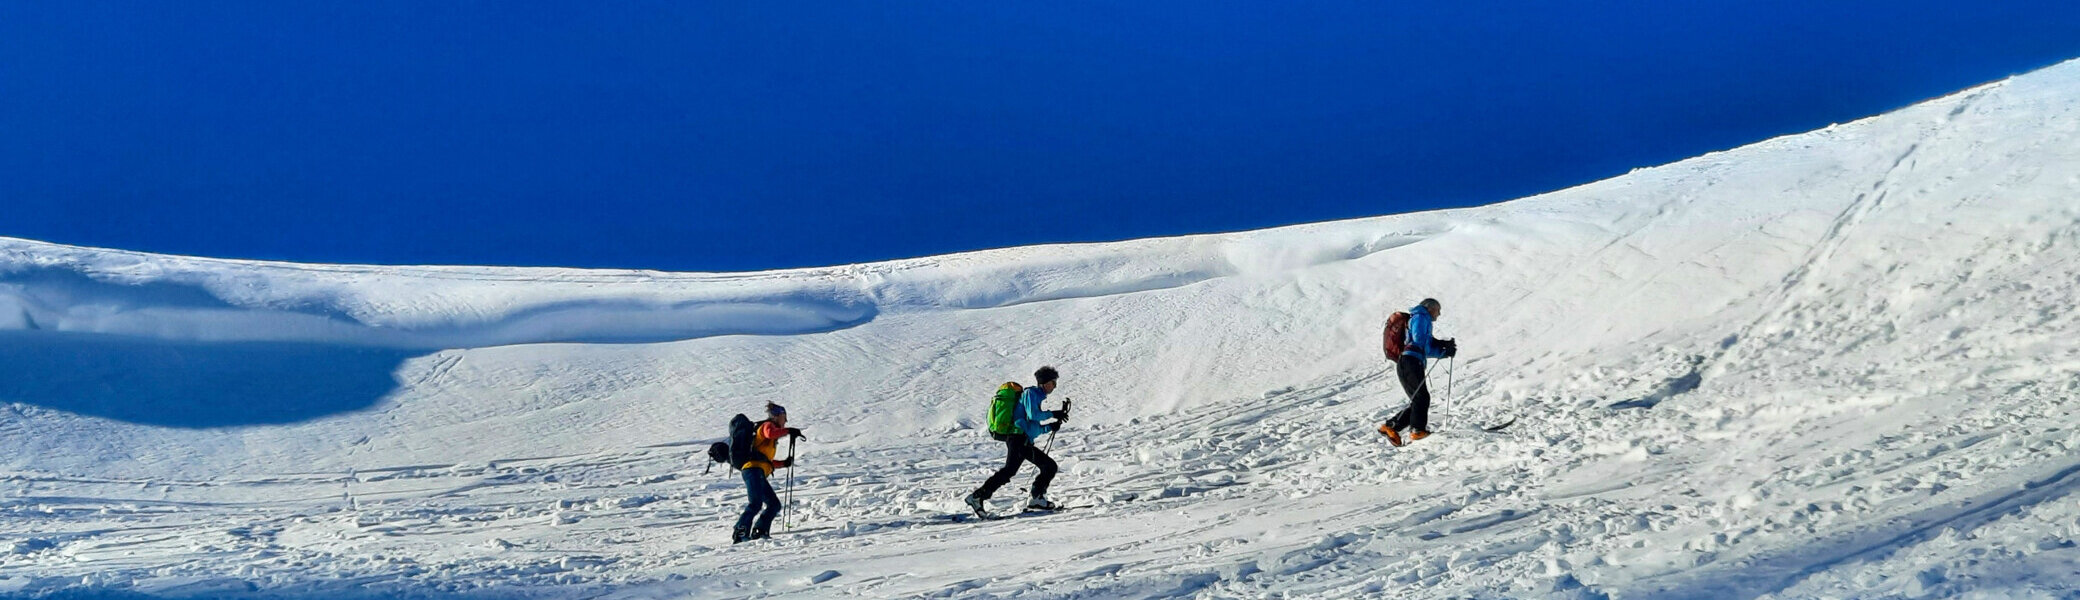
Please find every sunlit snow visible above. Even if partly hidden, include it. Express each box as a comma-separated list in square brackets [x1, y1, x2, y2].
[1, 59, 2077, 599]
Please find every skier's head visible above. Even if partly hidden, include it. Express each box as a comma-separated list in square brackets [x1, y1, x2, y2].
[1419, 298, 1442, 318]
[1035, 366, 1059, 393]
[766, 401, 788, 426]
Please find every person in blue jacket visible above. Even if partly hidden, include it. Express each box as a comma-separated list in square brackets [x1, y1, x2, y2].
[966, 366, 1070, 516]
[1380, 298, 1457, 446]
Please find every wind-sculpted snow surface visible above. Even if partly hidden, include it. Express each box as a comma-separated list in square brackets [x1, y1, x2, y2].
[2, 60, 2078, 598]
[0, 218, 1439, 348]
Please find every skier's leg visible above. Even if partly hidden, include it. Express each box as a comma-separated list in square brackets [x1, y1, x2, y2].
[735, 469, 764, 540]
[748, 470, 782, 537]
[1027, 446, 1058, 499]
[974, 436, 1028, 500]
[1391, 355, 1427, 430]
[1404, 357, 1432, 432]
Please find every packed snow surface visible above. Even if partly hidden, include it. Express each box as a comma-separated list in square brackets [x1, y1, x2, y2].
[3, 59, 2080, 599]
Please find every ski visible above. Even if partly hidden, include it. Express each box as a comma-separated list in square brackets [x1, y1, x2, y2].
[933, 505, 1087, 524]
[1021, 504, 1085, 515]
[1481, 417, 1517, 432]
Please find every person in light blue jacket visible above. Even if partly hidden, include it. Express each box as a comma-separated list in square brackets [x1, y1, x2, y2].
[966, 366, 1070, 516]
[1380, 299, 1456, 446]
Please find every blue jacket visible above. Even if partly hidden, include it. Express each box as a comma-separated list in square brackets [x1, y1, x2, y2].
[1015, 385, 1057, 441]
[1402, 305, 1449, 362]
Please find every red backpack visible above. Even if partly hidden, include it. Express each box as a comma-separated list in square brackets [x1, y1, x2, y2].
[1381, 312, 1411, 359]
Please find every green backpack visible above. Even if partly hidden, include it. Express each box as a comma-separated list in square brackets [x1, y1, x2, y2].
[987, 382, 1024, 436]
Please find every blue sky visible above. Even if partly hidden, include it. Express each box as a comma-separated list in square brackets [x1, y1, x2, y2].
[4, 2, 2078, 271]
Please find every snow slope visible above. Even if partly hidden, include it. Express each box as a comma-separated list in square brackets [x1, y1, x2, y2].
[2, 59, 2078, 598]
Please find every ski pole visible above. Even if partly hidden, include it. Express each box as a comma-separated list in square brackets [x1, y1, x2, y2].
[1044, 399, 1070, 455]
[1445, 356, 1456, 427]
[783, 438, 796, 531]
[1421, 369, 1433, 427]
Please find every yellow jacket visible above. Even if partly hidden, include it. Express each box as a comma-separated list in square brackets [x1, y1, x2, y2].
[740, 421, 789, 476]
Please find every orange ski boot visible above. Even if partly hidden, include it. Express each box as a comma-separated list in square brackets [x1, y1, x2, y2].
[1378, 424, 1404, 447]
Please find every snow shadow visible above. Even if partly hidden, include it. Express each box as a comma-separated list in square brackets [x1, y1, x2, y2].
[1607, 356, 1707, 411]
[1606, 370, 1701, 410]
[0, 330, 413, 428]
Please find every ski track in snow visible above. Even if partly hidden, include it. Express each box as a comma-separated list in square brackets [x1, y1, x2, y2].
[1, 61, 2079, 598]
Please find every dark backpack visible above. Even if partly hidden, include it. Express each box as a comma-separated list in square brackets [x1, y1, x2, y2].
[987, 382, 1024, 436]
[725, 414, 759, 469]
[1382, 311, 1411, 359]
[706, 441, 730, 465]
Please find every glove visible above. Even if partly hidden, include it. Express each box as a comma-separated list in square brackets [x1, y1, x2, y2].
[786, 427, 806, 441]
[1049, 422, 1061, 433]
[1053, 407, 1070, 423]
[776, 458, 794, 468]
[1440, 339, 1459, 358]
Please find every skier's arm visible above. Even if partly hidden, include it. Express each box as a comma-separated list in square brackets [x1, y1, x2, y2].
[1020, 388, 1055, 428]
[756, 421, 787, 443]
[1410, 311, 1441, 357]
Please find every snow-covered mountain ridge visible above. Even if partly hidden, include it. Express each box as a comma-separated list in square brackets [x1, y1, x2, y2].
[1, 59, 2077, 598]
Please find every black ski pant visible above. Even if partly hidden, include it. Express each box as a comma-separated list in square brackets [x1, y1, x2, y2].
[1387, 353, 1432, 432]
[974, 433, 1056, 500]
[737, 468, 782, 537]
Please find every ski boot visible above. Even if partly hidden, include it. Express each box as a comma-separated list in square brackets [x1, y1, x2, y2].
[965, 493, 991, 519]
[1378, 424, 1404, 447]
[1026, 495, 1059, 511]
[1409, 430, 1431, 442]
[732, 525, 751, 544]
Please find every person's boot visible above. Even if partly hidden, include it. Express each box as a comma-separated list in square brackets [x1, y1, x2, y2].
[732, 525, 750, 544]
[1409, 430, 1431, 441]
[1026, 495, 1059, 511]
[965, 493, 991, 518]
[749, 526, 770, 541]
[1378, 424, 1404, 447]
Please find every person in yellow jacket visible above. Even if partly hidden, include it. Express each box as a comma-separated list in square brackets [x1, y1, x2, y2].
[735, 402, 804, 543]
